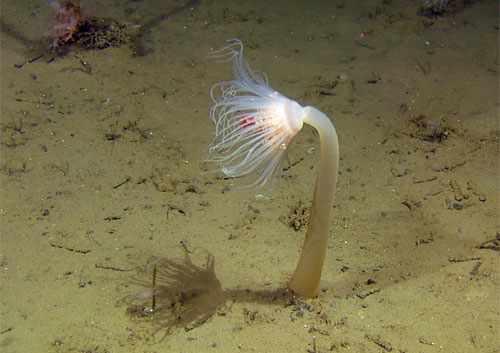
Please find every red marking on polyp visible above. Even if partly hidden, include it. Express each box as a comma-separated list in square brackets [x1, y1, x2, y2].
[239, 114, 256, 129]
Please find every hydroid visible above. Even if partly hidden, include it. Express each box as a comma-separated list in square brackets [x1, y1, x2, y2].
[207, 40, 340, 298]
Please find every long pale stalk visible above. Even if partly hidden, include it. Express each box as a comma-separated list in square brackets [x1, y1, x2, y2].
[289, 106, 339, 298]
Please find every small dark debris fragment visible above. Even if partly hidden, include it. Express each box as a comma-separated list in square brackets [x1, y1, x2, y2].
[180, 239, 193, 253]
[95, 264, 129, 272]
[289, 298, 315, 312]
[415, 233, 434, 245]
[356, 288, 380, 299]
[14, 54, 44, 69]
[282, 157, 303, 171]
[367, 79, 381, 84]
[401, 200, 421, 211]
[476, 233, 500, 251]
[283, 201, 308, 231]
[79, 279, 93, 288]
[104, 216, 121, 221]
[113, 177, 131, 189]
[51, 243, 90, 254]
[365, 334, 392, 352]
[105, 132, 121, 141]
[168, 205, 185, 215]
[448, 256, 481, 263]
[0, 327, 13, 334]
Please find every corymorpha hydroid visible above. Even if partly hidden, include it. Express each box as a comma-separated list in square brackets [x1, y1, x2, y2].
[206, 39, 340, 298]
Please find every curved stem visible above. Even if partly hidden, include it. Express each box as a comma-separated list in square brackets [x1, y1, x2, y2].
[289, 106, 339, 298]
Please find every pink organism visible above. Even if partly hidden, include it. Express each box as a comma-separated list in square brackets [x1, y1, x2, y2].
[47, 0, 87, 50]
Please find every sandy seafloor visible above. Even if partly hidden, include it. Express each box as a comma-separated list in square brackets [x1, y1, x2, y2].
[1, 0, 499, 352]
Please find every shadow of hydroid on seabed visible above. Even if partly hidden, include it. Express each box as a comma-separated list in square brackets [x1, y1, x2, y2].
[121, 207, 488, 342]
[122, 247, 294, 341]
